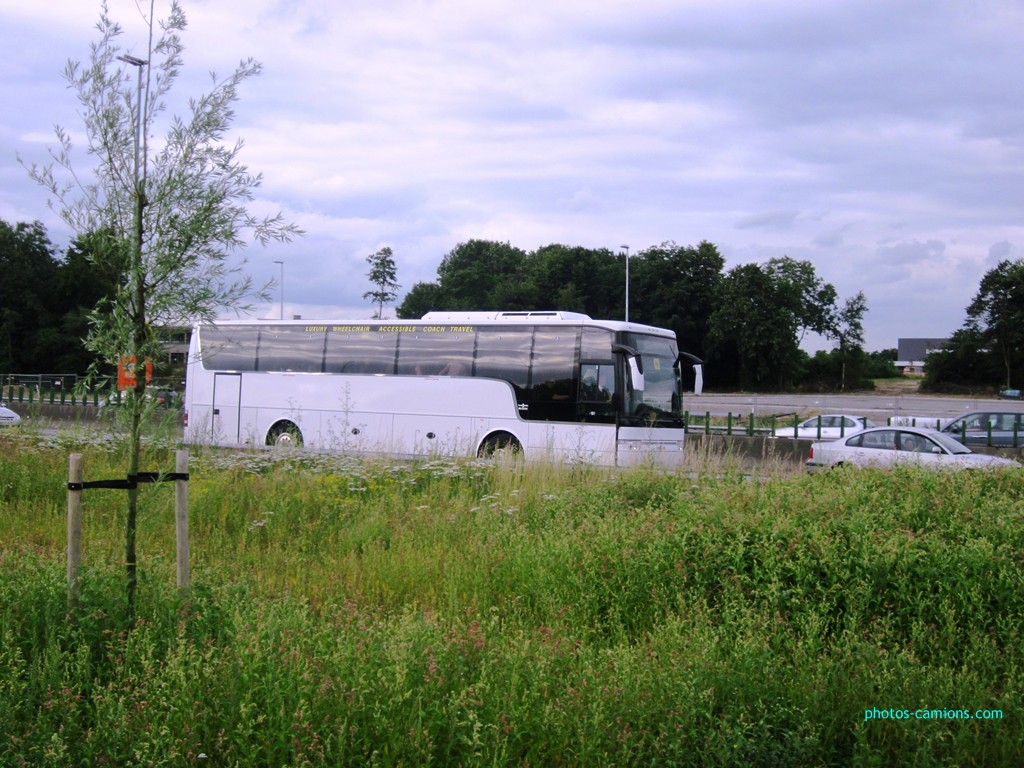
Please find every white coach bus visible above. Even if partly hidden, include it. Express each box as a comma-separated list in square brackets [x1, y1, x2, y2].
[183, 311, 703, 467]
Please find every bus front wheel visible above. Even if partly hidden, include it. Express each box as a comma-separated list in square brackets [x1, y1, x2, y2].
[478, 431, 522, 458]
[268, 421, 303, 448]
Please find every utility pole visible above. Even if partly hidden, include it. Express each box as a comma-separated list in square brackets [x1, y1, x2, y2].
[274, 260, 284, 319]
[621, 244, 630, 322]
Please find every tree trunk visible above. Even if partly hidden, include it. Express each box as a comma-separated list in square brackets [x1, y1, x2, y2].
[126, 181, 146, 622]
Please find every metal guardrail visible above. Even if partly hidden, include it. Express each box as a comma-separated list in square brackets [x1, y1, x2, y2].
[2, 384, 109, 407]
[681, 411, 1020, 447]
[1, 381, 181, 409]
[684, 411, 792, 438]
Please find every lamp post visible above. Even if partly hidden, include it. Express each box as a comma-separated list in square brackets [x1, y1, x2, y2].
[274, 260, 284, 320]
[118, 53, 148, 338]
[117, 54, 147, 201]
[116, 52, 147, 621]
[621, 245, 630, 322]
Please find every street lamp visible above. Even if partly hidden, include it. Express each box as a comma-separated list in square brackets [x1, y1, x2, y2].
[117, 54, 148, 197]
[621, 245, 630, 322]
[118, 54, 147, 327]
[273, 260, 284, 320]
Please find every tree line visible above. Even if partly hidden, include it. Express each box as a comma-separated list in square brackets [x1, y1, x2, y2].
[3, 223, 891, 391]
[0, 220, 119, 377]
[7, 218, 1021, 393]
[397, 239, 894, 391]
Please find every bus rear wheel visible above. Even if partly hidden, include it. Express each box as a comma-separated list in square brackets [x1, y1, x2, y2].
[478, 431, 522, 458]
[268, 421, 303, 448]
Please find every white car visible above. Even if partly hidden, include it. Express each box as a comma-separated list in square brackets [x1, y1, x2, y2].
[775, 414, 875, 440]
[0, 405, 21, 427]
[807, 426, 1020, 472]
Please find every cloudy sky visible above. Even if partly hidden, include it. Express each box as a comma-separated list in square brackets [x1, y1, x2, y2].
[2, 0, 1022, 352]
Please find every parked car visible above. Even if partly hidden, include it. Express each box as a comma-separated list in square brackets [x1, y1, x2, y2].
[806, 426, 1020, 472]
[0, 404, 21, 427]
[774, 414, 875, 440]
[149, 389, 181, 409]
[940, 411, 1024, 447]
[888, 415, 953, 429]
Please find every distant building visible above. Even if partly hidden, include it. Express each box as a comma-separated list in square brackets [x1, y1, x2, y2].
[159, 326, 191, 368]
[896, 338, 948, 374]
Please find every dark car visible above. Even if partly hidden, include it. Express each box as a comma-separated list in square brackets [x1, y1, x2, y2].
[940, 411, 1024, 447]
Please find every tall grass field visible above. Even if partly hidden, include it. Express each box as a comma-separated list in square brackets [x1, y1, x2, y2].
[1, 429, 1022, 766]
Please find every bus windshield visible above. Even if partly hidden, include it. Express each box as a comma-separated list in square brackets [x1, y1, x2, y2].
[622, 333, 682, 425]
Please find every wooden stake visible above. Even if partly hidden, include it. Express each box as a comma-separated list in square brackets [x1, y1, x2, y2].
[175, 449, 190, 590]
[67, 453, 83, 611]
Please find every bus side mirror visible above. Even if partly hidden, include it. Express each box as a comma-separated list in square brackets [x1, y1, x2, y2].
[612, 343, 644, 391]
[627, 356, 645, 392]
[678, 352, 704, 395]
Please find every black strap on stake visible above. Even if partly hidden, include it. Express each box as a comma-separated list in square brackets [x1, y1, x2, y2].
[68, 472, 189, 491]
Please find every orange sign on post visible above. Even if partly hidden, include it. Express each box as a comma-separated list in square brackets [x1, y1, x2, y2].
[117, 356, 153, 390]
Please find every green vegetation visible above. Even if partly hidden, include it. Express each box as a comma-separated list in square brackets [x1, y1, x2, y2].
[1, 431, 1022, 766]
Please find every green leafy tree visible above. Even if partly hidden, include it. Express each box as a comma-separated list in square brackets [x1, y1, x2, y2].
[528, 244, 621, 318]
[364, 246, 401, 318]
[630, 241, 725, 362]
[0, 220, 59, 374]
[397, 281, 446, 319]
[49, 231, 124, 375]
[0, 221, 123, 378]
[864, 348, 900, 379]
[708, 263, 803, 389]
[764, 256, 838, 341]
[924, 259, 1024, 393]
[922, 326, 997, 393]
[706, 258, 838, 390]
[966, 259, 1024, 389]
[434, 240, 533, 310]
[22, 0, 301, 618]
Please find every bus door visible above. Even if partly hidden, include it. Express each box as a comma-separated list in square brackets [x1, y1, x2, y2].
[212, 373, 242, 444]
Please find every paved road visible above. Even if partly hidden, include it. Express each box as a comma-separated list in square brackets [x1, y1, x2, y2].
[687, 392, 1024, 422]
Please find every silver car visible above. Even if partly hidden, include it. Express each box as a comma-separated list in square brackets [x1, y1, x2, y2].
[774, 414, 875, 440]
[940, 411, 1024, 447]
[0, 405, 21, 427]
[807, 426, 1020, 471]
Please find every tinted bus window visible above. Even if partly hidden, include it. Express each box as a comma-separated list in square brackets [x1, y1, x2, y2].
[396, 331, 476, 375]
[324, 330, 398, 374]
[580, 327, 613, 361]
[257, 327, 326, 372]
[474, 328, 532, 391]
[528, 328, 577, 402]
[199, 325, 260, 371]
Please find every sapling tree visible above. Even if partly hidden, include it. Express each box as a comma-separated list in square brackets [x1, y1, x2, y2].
[22, 0, 301, 618]
[831, 291, 868, 391]
[364, 246, 401, 319]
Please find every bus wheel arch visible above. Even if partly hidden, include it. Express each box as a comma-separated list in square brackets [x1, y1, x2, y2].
[477, 431, 523, 457]
[267, 420, 303, 448]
